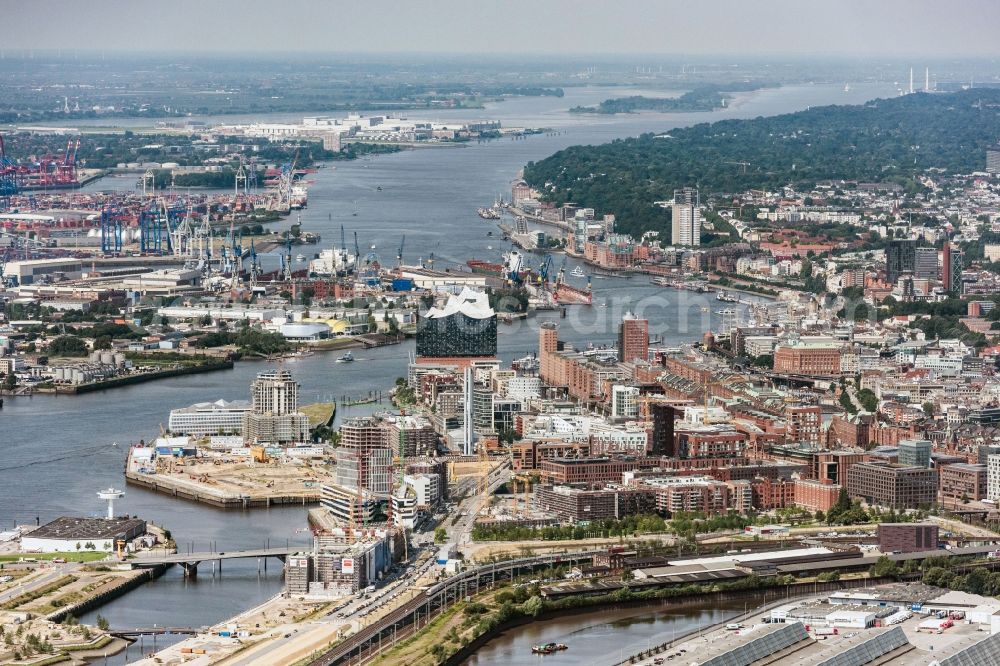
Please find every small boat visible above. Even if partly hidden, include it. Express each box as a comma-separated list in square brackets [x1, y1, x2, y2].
[336, 351, 355, 363]
[531, 643, 568, 655]
[700, 306, 710, 313]
[376, 185, 383, 191]
[296, 254, 306, 262]
[570, 266, 585, 278]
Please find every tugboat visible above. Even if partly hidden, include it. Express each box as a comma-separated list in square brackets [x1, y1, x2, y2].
[531, 643, 568, 655]
[336, 351, 355, 363]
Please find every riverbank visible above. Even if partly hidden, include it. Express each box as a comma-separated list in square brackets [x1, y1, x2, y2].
[13, 360, 234, 396]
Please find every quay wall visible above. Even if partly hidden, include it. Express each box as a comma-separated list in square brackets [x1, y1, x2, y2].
[125, 471, 319, 509]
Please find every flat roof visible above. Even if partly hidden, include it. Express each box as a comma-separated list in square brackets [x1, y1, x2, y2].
[27, 516, 146, 541]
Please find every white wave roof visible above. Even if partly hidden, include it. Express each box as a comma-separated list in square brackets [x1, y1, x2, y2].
[424, 287, 494, 320]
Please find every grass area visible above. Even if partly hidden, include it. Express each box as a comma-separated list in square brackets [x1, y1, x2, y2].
[0, 551, 108, 563]
[61, 634, 114, 652]
[0, 575, 77, 611]
[30, 576, 119, 615]
[300, 402, 336, 428]
[309, 337, 358, 351]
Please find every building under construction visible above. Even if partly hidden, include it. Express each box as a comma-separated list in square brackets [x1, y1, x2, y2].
[285, 528, 403, 596]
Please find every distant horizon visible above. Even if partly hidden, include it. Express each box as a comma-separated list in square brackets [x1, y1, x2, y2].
[1, 50, 998, 62]
[6, 0, 1000, 58]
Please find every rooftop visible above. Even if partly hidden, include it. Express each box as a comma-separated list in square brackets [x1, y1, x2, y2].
[27, 516, 146, 541]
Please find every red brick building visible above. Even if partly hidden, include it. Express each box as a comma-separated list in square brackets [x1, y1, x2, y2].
[877, 523, 939, 553]
[773, 344, 841, 376]
[938, 463, 988, 503]
[786, 405, 823, 448]
[618, 312, 649, 363]
[794, 478, 841, 512]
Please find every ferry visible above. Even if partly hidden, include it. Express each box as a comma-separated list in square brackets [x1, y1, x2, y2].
[531, 643, 568, 655]
[511, 355, 539, 373]
[336, 351, 355, 363]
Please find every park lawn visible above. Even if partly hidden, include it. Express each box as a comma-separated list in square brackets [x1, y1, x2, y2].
[0, 551, 108, 563]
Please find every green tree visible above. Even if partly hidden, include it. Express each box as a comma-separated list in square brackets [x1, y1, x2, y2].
[434, 527, 447, 544]
[48, 335, 88, 357]
[871, 555, 900, 579]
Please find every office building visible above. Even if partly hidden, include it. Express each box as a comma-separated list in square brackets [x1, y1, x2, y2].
[846, 462, 937, 509]
[415, 287, 497, 360]
[773, 342, 841, 376]
[671, 187, 700, 247]
[618, 311, 649, 363]
[914, 247, 938, 280]
[988, 148, 1000, 175]
[939, 463, 987, 503]
[885, 239, 916, 285]
[942, 243, 963, 295]
[898, 439, 932, 468]
[168, 399, 251, 436]
[649, 403, 676, 457]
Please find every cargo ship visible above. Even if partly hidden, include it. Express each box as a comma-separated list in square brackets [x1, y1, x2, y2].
[553, 281, 592, 305]
[467, 259, 505, 277]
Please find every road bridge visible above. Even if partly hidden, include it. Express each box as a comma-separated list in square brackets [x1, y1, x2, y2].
[110, 627, 200, 637]
[129, 546, 300, 577]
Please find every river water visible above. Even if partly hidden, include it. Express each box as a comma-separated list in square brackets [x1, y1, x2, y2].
[1, 81, 896, 658]
[464, 602, 745, 666]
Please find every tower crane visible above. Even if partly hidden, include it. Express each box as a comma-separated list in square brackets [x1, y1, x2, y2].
[396, 234, 405, 270]
[353, 231, 361, 273]
[538, 254, 553, 285]
[725, 160, 751, 175]
[340, 224, 348, 267]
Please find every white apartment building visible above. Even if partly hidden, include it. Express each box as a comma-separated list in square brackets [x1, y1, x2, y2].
[168, 399, 252, 436]
[611, 385, 640, 419]
[989, 454, 1000, 502]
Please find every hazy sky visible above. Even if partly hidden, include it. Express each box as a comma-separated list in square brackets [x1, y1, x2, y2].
[5, 0, 1000, 56]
